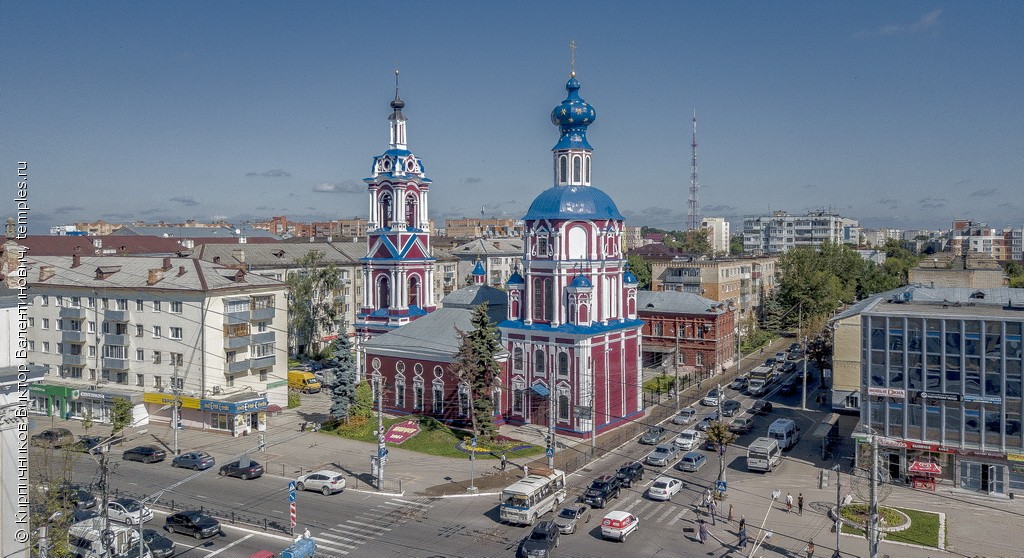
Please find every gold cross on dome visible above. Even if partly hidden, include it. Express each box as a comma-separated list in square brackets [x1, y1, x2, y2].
[569, 40, 577, 77]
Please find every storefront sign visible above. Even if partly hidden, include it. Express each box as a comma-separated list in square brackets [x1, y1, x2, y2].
[959, 449, 1004, 458]
[909, 460, 942, 474]
[864, 436, 953, 453]
[383, 419, 420, 445]
[143, 392, 201, 410]
[1007, 453, 1024, 463]
[918, 391, 962, 402]
[868, 387, 906, 398]
[200, 397, 268, 414]
[963, 394, 1003, 405]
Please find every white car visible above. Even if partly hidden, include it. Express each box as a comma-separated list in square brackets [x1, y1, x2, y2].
[601, 510, 639, 542]
[673, 429, 701, 451]
[647, 476, 683, 501]
[701, 389, 721, 406]
[106, 498, 153, 525]
[296, 470, 347, 495]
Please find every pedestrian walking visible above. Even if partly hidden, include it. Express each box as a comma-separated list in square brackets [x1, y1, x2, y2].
[708, 499, 717, 525]
[500, 452, 507, 471]
[738, 515, 746, 531]
[300, 421, 307, 432]
[704, 488, 713, 507]
[727, 504, 733, 523]
[738, 526, 748, 548]
[785, 492, 793, 513]
[698, 520, 708, 544]
[798, 493, 804, 515]
[804, 539, 815, 558]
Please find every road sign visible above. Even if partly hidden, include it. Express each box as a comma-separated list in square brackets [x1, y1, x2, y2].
[288, 491, 296, 502]
[378, 447, 388, 459]
[546, 447, 554, 458]
[288, 481, 297, 492]
[716, 481, 728, 493]
[470, 437, 477, 447]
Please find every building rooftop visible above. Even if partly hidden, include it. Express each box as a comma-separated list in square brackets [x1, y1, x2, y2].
[637, 290, 726, 315]
[194, 242, 360, 268]
[835, 285, 1024, 321]
[450, 237, 524, 257]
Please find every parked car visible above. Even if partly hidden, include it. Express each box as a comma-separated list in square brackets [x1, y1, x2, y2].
[53, 484, 98, 509]
[172, 451, 215, 471]
[721, 399, 742, 417]
[787, 350, 801, 361]
[696, 412, 719, 431]
[775, 351, 787, 362]
[789, 342, 802, 352]
[107, 498, 154, 525]
[141, 529, 176, 558]
[164, 510, 222, 539]
[676, 451, 707, 472]
[729, 377, 748, 390]
[729, 417, 755, 435]
[702, 438, 720, 452]
[701, 389, 722, 406]
[30, 428, 74, 448]
[50, 507, 100, 524]
[751, 399, 773, 415]
[639, 426, 668, 445]
[764, 357, 777, 366]
[296, 470, 346, 495]
[122, 445, 166, 464]
[647, 476, 683, 501]
[614, 461, 645, 488]
[600, 510, 639, 542]
[553, 503, 591, 534]
[70, 435, 104, 453]
[673, 429, 701, 451]
[219, 459, 264, 480]
[671, 407, 697, 425]
[582, 475, 621, 509]
[518, 520, 559, 557]
[645, 444, 679, 467]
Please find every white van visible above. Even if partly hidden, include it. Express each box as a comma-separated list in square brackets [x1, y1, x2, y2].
[746, 437, 781, 472]
[767, 418, 802, 450]
[69, 517, 152, 558]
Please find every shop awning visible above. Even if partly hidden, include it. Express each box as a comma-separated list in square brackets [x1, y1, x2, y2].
[909, 460, 942, 475]
[530, 384, 551, 397]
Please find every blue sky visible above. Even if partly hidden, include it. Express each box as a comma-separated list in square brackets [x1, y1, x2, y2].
[3, 2, 1022, 234]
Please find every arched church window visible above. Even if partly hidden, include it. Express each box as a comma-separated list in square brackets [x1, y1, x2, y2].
[544, 279, 554, 321]
[405, 193, 418, 228]
[573, 156, 581, 183]
[380, 192, 393, 228]
[513, 347, 523, 370]
[585, 156, 591, 183]
[558, 392, 570, 420]
[558, 352, 569, 376]
[377, 275, 391, 309]
[535, 349, 546, 375]
[559, 156, 567, 184]
[532, 278, 544, 321]
[408, 276, 420, 307]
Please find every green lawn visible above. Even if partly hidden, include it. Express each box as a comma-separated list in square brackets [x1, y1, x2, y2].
[839, 507, 943, 548]
[324, 415, 543, 460]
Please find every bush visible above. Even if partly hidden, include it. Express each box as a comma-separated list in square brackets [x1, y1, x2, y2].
[643, 376, 677, 394]
[740, 329, 776, 354]
[287, 391, 301, 409]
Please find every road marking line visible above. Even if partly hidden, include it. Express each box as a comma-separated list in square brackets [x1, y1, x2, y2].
[666, 509, 689, 526]
[345, 519, 391, 531]
[323, 530, 368, 544]
[393, 498, 431, 508]
[316, 532, 358, 548]
[204, 533, 253, 557]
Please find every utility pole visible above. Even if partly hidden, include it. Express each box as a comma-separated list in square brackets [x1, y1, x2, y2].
[868, 434, 879, 558]
[674, 327, 681, 411]
[800, 301, 808, 411]
[547, 386, 555, 469]
[832, 464, 842, 558]
[98, 448, 113, 558]
[375, 376, 385, 490]
[716, 382, 727, 486]
[172, 365, 180, 455]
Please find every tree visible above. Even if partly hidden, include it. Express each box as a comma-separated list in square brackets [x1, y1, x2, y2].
[110, 397, 133, 441]
[626, 253, 652, 290]
[327, 332, 358, 421]
[760, 293, 784, 334]
[665, 228, 713, 257]
[81, 406, 94, 434]
[30, 445, 80, 557]
[351, 381, 375, 419]
[705, 420, 738, 485]
[286, 250, 342, 357]
[729, 234, 744, 256]
[450, 303, 503, 439]
[1005, 261, 1024, 288]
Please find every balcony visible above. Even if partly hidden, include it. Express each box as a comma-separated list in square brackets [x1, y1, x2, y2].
[62, 354, 88, 366]
[251, 331, 275, 344]
[59, 307, 87, 319]
[251, 307, 275, 321]
[664, 275, 702, 285]
[104, 334, 131, 347]
[102, 357, 129, 370]
[225, 310, 249, 325]
[105, 310, 131, 322]
[251, 355, 276, 369]
[224, 335, 251, 349]
[62, 330, 88, 343]
[227, 359, 251, 374]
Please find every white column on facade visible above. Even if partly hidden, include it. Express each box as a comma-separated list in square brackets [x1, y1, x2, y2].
[419, 189, 429, 232]
[368, 188, 377, 229]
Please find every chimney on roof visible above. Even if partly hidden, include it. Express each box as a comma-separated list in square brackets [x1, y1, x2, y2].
[162, 257, 172, 271]
[232, 249, 245, 263]
[71, 253, 81, 268]
[147, 269, 164, 286]
[38, 265, 55, 282]
[177, 265, 186, 277]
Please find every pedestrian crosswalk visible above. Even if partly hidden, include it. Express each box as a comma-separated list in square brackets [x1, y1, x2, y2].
[315, 497, 433, 556]
[606, 492, 692, 528]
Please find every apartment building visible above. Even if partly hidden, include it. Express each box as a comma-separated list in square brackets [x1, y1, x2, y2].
[742, 210, 859, 255]
[24, 255, 288, 437]
[637, 291, 736, 375]
[646, 252, 779, 320]
[701, 217, 730, 255]
[909, 253, 1005, 289]
[448, 237, 525, 288]
[443, 218, 524, 239]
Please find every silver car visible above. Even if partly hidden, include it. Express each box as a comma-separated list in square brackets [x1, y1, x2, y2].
[645, 444, 679, 467]
[553, 503, 591, 534]
[672, 407, 697, 425]
[296, 470, 347, 495]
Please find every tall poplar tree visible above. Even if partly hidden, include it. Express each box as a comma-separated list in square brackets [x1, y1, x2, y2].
[286, 250, 341, 356]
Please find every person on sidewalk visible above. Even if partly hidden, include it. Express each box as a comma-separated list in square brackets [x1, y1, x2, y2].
[737, 526, 748, 548]
[804, 538, 815, 558]
[500, 452, 507, 471]
[738, 515, 745, 532]
[798, 493, 804, 515]
[727, 504, 733, 523]
[785, 492, 793, 513]
[707, 499, 717, 525]
[698, 520, 708, 544]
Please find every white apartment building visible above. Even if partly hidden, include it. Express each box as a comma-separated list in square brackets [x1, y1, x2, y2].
[742, 210, 859, 255]
[24, 255, 288, 437]
[701, 217, 730, 255]
[448, 237, 525, 288]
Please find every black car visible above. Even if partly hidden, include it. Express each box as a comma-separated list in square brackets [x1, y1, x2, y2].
[164, 510, 222, 539]
[779, 378, 798, 394]
[582, 475, 621, 509]
[729, 377, 748, 390]
[751, 399, 773, 415]
[70, 435, 104, 453]
[30, 428, 74, 448]
[54, 484, 97, 509]
[614, 461, 645, 488]
[122, 445, 166, 464]
[639, 426, 668, 445]
[781, 361, 797, 373]
[721, 399, 742, 417]
[218, 459, 264, 480]
[518, 520, 559, 558]
[142, 529, 176, 558]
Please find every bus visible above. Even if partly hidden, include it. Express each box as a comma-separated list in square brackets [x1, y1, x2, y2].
[499, 467, 567, 525]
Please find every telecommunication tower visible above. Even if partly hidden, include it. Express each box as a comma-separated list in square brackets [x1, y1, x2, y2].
[687, 110, 700, 231]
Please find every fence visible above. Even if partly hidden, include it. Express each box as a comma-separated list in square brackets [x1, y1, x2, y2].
[109, 487, 292, 535]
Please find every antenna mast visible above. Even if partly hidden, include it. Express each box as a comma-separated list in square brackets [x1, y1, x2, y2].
[688, 110, 700, 231]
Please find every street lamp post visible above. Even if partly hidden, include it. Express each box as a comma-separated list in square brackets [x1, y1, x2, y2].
[748, 489, 781, 557]
[716, 383, 726, 486]
[832, 464, 842, 558]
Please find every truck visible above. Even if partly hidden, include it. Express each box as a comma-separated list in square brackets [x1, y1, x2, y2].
[69, 517, 152, 558]
[746, 437, 781, 472]
[746, 365, 776, 396]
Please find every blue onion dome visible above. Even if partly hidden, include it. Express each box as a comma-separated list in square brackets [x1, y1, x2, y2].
[570, 274, 593, 288]
[472, 260, 486, 276]
[523, 185, 624, 221]
[551, 77, 596, 150]
[507, 270, 525, 286]
[623, 269, 639, 284]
